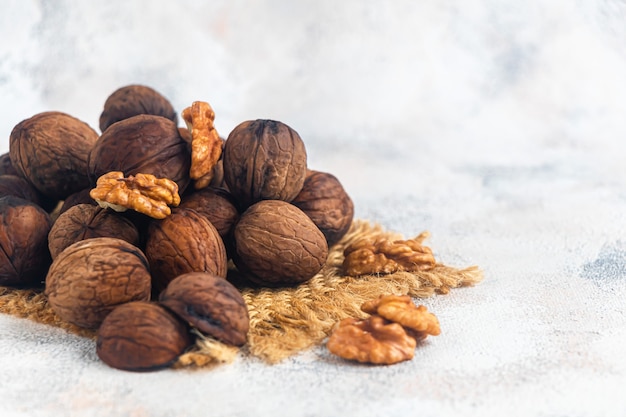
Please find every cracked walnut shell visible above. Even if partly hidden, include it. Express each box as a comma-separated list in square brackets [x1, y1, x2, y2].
[327, 315, 417, 365]
[45, 237, 151, 329]
[361, 295, 441, 340]
[343, 232, 436, 276]
[159, 272, 249, 346]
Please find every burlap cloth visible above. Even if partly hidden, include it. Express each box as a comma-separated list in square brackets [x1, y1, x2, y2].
[0, 220, 482, 367]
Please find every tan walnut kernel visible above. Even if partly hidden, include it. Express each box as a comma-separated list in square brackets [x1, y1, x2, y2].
[342, 232, 436, 276]
[326, 315, 417, 365]
[182, 101, 223, 189]
[89, 171, 181, 219]
[361, 295, 441, 341]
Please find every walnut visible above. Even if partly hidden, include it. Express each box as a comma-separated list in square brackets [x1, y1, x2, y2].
[9, 111, 99, 200]
[181, 101, 223, 189]
[96, 301, 192, 371]
[99, 85, 177, 132]
[145, 208, 227, 294]
[343, 232, 436, 276]
[0, 174, 42, 206]
[361, 295, 441, 341]
[0, 196, 53, 287]
[233, 200, 328, 286]
[48, 204, 140, 259]
[88, 114, 191, 193]
[58, 188, 97, 215]
[159, 272, 249, 346]
[292, 170, 354, 247]
[178, 187, 239, 240]
[223, 120, 307, 208]
[327, 315, 417, 365]
[0, 152, 19, 176]
[89, 171, 181, 219]
[45, 237, 151, 329]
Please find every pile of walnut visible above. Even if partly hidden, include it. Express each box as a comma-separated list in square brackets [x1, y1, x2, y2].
[0, 84, 438, 371]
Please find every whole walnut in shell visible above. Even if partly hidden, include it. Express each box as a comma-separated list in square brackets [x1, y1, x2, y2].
[0, 196, 53, 287]
[292, 170, 354, 247]
[99, 84, 177, 132]
[145, 208, 227, 294]
[233, 200, 328, 286]
[88, 114, 191, 193]
[9, 112, 98, 200]
[223, 120, 307, 208]
[45, 237, 151, 329]
[178, 187, 239, 240]
[0, 153, 19, 176]
[0, 175, 42, 206]
[48, 204, 140, 259]
[160, 272, 249, 346]
[97, 301, 192, 371]
[58, 188, 97, 215]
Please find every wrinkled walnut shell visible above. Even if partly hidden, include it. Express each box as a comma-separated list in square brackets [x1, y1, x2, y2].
[223, 119, 307, 208]
[0, 153, 19, 176]
[233, 200, 328, 286]
[160, 272, 249, 346]
[88, 114, 191, 193]
[9, 111, 99, 200]
[0, 196, 53, 287]
[97, 301, 192, 371]
[178, 187, 239, 239]
[145, 208, 227, 294]
[58, 188, 97, 215]
[292, 170, 354, 246]
[0, 175, 42, 206]
[48, 204, 140, 259]
[45, 237, 151, 329]
[99, 85, 177, 132]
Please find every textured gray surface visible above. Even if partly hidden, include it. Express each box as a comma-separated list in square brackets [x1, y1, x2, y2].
[2, 1, 626, 416]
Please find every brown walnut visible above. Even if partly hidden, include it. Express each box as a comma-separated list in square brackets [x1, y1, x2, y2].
[45, 237, 151, 329]
[223, 119, 307, 208]
[58, 188, 97, 215]
[0, 153, 19, 176]
[0, 196, 53, 287]
[292, 170, 354, 247]
[178, 187, 239, 240]
[145, 208, 227, 294]
[0, 175, 42, 206]
[48, 204, 140, 259]
[233, 200, 328, 286]
[96, 301, 192, 371]
[9, 111, 99, 200]
[99, 84, 177, 132]
[160, 272, 249, 346]
[88, 114, 191, 193]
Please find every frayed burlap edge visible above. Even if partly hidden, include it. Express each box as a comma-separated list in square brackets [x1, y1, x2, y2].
[0, 219, 483, 367]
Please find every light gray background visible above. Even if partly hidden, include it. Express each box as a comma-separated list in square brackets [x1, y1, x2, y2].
[2, 1, 626, 416]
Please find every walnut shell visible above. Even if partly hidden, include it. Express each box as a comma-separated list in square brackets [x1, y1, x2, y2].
[88, 114, 191, 192]
[160, 272, 249, 346]
[99, 84, 177, 132]
[0, 174, 42, 206]
[9, 111, 98, 200]
[179, 187, 239, 239]
[0, 196, 53, 287]
[223, 120, 307, 208]
[233, 200, 328, 286]
[0, 152, 19, 176]
[292, 170, 354, 246]
[45, 237, 151, 329]
[48, 204, 140, 259]
[58, 188, 97, 215]
[145, 208, 227, 294]
[96, 301, 192, 371]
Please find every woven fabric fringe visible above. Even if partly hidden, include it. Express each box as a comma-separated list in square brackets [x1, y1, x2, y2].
[0, 219, 483, 367]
